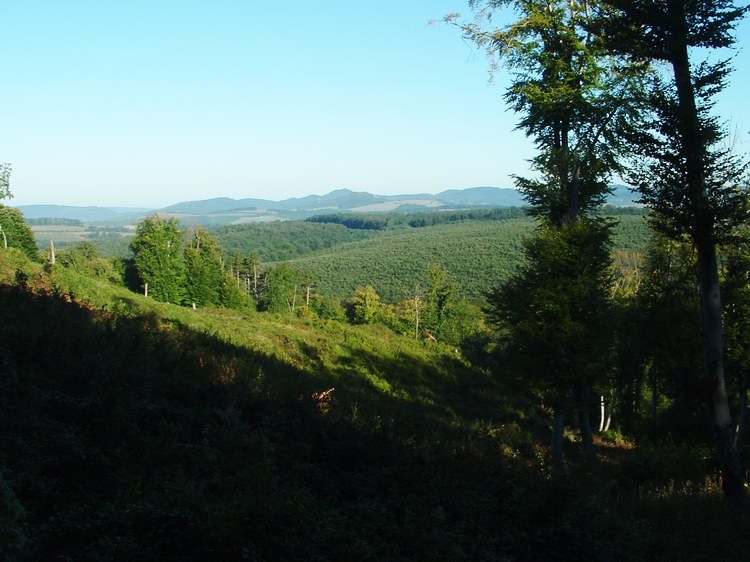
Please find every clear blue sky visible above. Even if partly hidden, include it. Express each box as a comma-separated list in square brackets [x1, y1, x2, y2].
[2, 1, 748, 208]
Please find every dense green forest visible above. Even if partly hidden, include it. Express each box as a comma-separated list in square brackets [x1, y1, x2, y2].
[288, 215, 650, 302]
[78, 212, 651, 303]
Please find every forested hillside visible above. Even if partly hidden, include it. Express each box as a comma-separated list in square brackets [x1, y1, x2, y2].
[82, 213, 651, 304]
[287, 215, 650, 302]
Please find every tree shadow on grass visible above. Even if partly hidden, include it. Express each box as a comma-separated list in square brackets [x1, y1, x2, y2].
[0, 283, 540, 561]
[2, 283, 748, 561]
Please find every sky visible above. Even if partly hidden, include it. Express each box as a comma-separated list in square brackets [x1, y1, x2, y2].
[2, 1, 749, 208]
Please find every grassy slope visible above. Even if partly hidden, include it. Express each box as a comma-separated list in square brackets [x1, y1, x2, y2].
[0, 250, 541, 560]
[288, 216, 651, 302]
[2, 248, 748, 561]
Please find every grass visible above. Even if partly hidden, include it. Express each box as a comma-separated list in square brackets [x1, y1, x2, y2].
[2, 247, 750, 560]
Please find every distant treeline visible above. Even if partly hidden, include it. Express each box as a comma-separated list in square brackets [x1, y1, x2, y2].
[25, 217, 83, 226]
[307, 205, 645, 230]
[306, 207, 528, 230]
[210, 221, 374, 262]
[592, 205, 647, 216]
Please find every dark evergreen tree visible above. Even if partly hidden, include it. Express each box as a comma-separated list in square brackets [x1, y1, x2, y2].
[486, 219, 614, 471]
[601, 0, 749, 503]
[454, 0, 646, 472]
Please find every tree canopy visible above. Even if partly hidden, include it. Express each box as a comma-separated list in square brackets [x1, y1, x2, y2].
[130, 216, 186, 304]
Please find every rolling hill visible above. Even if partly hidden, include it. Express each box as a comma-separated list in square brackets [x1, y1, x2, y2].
[285, 215, 651, 302]
[16, 186, 640, 226]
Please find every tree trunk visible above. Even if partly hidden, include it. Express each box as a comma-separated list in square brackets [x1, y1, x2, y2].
[736, 374, 747, 450]
[599, 395, 606, 432]
[650, 367, 657, 433]
[579, 408, 595, 465]
[575, 385, 596, 467]
[666, 1, 746, 502]
[551, 410, 565, 479]
[604, 404, 613, 433]
[697, 240, 745, 503]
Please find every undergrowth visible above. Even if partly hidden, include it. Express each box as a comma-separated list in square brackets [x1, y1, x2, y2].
[1, 249, 749, 560]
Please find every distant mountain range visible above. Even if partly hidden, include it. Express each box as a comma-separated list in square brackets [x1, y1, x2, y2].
[16, 185, 639, 225]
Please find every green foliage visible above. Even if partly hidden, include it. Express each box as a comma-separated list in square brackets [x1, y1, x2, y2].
[638, 237, 706, 433]
[217, 271, 253, 311]
[349, 285, 381, 324]
[258, 263, 304, 313]
[184, 228, 224, 307]
[211, 221, 374, 262]
[602, 0, 749, 501]
[57, 241, 124, 285]
[625, 73, 749, 244]
[290, 220, 531, 302]
[422, 264, 455, 337]
[307, 207, 529, 230]
[486, 219, 614, 408]
[455, 1, 647, 224]
[285, 217, 650, 303]
[308, 294, 346, 321]
[130, 216, 186, 304]
[723, 229, 750, 378]
[601, 0, 749, 242]
[0, 206, 39, 260]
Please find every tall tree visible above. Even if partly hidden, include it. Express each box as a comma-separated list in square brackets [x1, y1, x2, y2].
[184, 228, 224, 307]
[258, 264, 302, 313]
[453, 0, 645, 471]
[723, 229, 750, 450]
[130, 216, 186, 304]
[422, 264, 455, 340]
[486, 220, 613, 472]
[0, 206, 39, 260]
[451, 0, 646, 224]
[601, 0, 749, 503]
